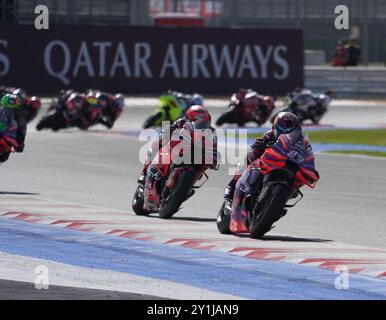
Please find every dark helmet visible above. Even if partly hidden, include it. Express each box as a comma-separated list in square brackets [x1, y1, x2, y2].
[114, 94, 125, 109]
[185, 105, 211, 129]
[95, 91, 109, 108]
[273, 112, 301, 139]
[191, 93, 204, 106]
[260, 96, 275, 110]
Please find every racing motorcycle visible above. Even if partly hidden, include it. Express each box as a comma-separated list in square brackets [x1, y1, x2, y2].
[216, 91, 275, 127]
[132, 123, 218, 218]
[0, 114, 19, 164]
[271, 90, 332, 125]
[216, 131, 319, 239]
[36, 101, 70, 132]
[143, 91, 203, 129]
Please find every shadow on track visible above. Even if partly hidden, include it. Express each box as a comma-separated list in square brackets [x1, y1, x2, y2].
[227, 233, 332, 243]
[262, 235, 332, 243]
[0, 191, 39, 196]
[143, 214, 216, 223]
[170, 216, 217, 222]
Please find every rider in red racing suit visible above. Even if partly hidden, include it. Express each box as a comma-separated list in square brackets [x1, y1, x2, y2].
[141, 105, 218, 212]
[229, 89, 275, 126]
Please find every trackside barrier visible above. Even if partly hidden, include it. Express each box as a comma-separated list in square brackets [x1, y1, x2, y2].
[305, 66, 386, 98]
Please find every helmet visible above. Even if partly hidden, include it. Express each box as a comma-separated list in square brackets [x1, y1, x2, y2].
[66, 93, 84, 110]
[30, 96, 42, 111]
[13, 88, 27, 104]
[95, 92, 109, 108]
[243, 91, 259, 109]
[272, 112, 300, 139]
[192, 93, 204, 106]
[85, 93, 98, 107]
[114, 94, 125, 109]
[185, 105, 211, 129]
[0, 94, 21, 110]
[260, 96, 275, 110]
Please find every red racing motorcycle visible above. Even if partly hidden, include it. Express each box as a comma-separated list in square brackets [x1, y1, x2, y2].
[132, 122, 218, 219]
[216, 91, 275, 127]
[0, 122, 19, 164]
[216, 131, 319, 239]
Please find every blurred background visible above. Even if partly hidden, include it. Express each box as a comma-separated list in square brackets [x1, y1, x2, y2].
[2, 0, 386, 65]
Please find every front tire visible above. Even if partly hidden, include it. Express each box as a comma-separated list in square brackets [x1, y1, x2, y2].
[36, 113, 66, 131]
[158, 170, 194, 219]
[216, 111, 236, 126]
[132, 185, 149, 216]
[36, 120, 45, 131]
[249, 184, 289, 239]
[143, 112, 163, 129]
[216, 201, 232, 234]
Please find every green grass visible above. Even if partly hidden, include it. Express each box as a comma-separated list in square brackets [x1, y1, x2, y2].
[305, 129, 386, 146]
[326, 150, 386, 158]
[249, 129, 386, 146]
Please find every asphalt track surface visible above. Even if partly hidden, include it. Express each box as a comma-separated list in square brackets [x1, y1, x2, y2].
[0, 98, 386, 299]
[0, 279, 163, 300]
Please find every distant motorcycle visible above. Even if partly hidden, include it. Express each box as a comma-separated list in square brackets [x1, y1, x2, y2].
[271, 90, 332, 125]
[216, 91, 275, 127]
[36, 102, 69, 132]
[143, 91, 204, 129]
[132, 122, 218, 218]
[216, 131, 319, 239]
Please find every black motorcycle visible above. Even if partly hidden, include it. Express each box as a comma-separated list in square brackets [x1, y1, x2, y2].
[271, 90, 332, 124]
[36, 103, 69, 132]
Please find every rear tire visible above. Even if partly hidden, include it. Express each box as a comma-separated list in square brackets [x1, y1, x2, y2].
[249, 184, 289, 239]
[309, 107, 325, 124]
[132, 185, 149, 216]
[216, 201, 232, 234]
[159, 170, 194, 219]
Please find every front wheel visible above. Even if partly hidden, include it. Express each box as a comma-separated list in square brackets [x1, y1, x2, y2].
[132, 184, 150, 216]
[36, 112, 66, 131]
[216, 201, 232, 234]
[158, 170, 195, 219]
[216, 111, 237, 126]
[309, 106, 326, 124]
[143, 112, 164, 129]
[36, 120, 45, 131]
[249, 184, 289, 239]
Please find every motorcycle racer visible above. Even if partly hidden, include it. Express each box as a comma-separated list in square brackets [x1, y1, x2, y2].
[97, 92, 125, 129]
[79, 92, 103, 129]
[62, 92, 89, 129]
[271, 88, 332, 125]
[223, 112, 315, 232]
[0, 94, 22, 162]
[216, 88, 275, 127]
[143, 90, 204, 129]
[0, 88, 42, 124]
[141, 105, 218, 212]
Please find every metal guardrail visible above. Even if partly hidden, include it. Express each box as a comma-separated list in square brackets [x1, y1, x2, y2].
[305, 66, 386, 98]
